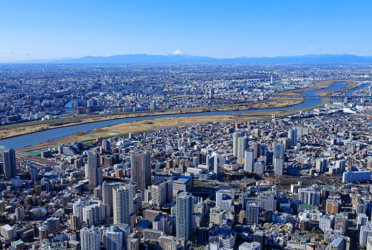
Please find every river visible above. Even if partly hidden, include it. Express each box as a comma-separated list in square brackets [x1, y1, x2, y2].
[0, 81, 351, 149]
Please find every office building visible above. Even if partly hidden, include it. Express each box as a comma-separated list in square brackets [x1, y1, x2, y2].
[12, 176, 20, 188]
[246, 201, 260, 224]
[30, 167, 38, 181]
[172, 175, 193, 200]
[273, 144, 284, 158]
[113, 185, 134, 224]
[176, 192, 194, 240]
[81, 226, 100, 250]
[151, 179, 173, 207]
[274, 156, 284, 175]
[3, 149, 16, 178]
[244, 149, 254, 172]
[288, 129, 297, 146]
[131, 151, 151, 190]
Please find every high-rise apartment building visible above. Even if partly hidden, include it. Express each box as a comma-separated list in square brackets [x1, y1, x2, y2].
[237, 136, 249, 164]
[150, 101, 157, 110]
[88, 153, 103, 186]
[103, 182, 121, 217]
[131, 151, 151, 190]
[252, 143, 261, 160]
[73, 199, 86, 218]
[82, 202, 106, 226]
[246, 201, 260, 224]
[103, 224, 130, 250]
[233, 132, 244, 157]
[151, 179, 173, 207]
[299, 187, 320, 206]
[216, 190, 234, 210]
[113, 185, 134, 224]
[81, 226, 100, 250]
[70, 214, 81, 230]
[244, 149, 254, 172]
[316, 158, 328, 173]
[176, 192, 194, 240]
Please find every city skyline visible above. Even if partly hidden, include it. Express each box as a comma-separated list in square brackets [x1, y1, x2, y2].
[1, 0, 372, 61]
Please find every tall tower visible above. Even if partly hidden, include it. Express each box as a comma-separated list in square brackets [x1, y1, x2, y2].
[274, 156, 284, 175]
[237, 136, 249, 164]
[288, 129, 297, 146]
[88, 153, 102, 186]
[244, 149, 254, 172]
[102, 182, 120, 217]
[246, 201, 260, 224]
[113, 185, 134, 224]
[3, 149, 16, 178]
[233, 132, 244, 157]
[131, 151, 151, 190]
[176, 192, 194, 240]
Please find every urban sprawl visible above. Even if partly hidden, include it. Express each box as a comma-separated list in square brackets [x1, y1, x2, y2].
[1, 64, 372, 250]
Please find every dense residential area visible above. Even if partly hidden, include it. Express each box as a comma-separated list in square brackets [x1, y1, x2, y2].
[2, 80, 372, 249]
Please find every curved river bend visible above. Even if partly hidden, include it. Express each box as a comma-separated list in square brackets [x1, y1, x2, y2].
[0, 81, 362, 149]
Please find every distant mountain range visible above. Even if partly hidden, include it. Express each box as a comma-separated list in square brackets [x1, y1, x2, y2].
[4, 54, 372, 64]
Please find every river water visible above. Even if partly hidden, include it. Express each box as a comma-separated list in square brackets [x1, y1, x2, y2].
[0, 81, 352, 149]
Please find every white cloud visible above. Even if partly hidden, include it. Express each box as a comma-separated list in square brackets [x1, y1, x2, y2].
[4, 50, 30, 55]
[106, 53, 112, 57]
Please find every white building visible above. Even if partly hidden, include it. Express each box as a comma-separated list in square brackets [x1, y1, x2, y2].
[239, 241, 261, 250]
[0, 224, 16, 240]
[73, 199, 86, 217]
[342, 170, 372, 183]
[83, 202, 106, 226]
[216, 190, 234, 210]
[80, 226, 100, 250]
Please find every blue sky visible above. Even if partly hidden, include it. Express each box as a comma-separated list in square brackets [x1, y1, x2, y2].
[1, 0, 371, 61]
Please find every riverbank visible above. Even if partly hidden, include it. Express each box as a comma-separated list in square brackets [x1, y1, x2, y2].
[0, 91, 304, 140]
[0, 80, 349, 150]
[19, 114, 269, 151]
